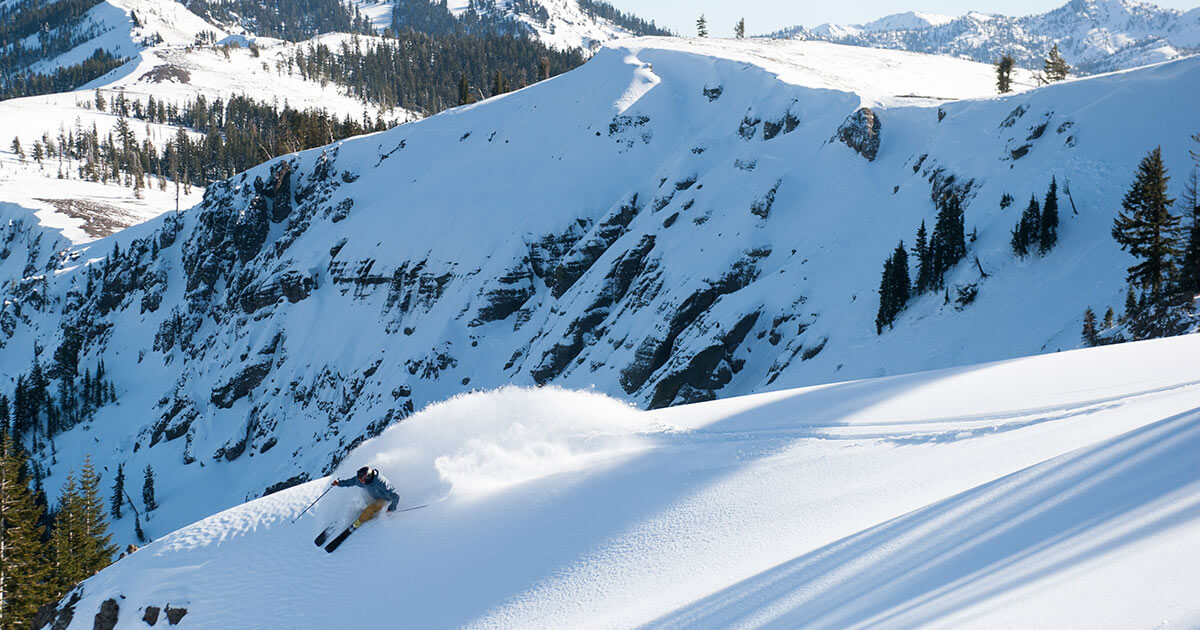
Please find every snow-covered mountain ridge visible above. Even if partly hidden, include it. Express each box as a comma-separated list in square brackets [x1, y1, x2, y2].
[36, 333, 1200, 628]
[3, 37, 1198, 550]
[773, 0, 1200, 75]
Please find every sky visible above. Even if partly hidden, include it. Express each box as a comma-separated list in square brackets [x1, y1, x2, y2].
[605, 0, 1200, 37]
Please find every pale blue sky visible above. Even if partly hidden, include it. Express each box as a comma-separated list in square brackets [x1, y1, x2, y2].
[605, 0, 1200, 37]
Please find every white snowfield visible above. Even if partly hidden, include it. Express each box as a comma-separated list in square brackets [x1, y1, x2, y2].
[62, 334, 1200, 628]
[1, 7, 413, 242]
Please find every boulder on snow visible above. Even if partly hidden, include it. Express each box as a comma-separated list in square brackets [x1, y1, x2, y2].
[93, 598, 119, 630]
[833, 107, 882, 161]
[165, 605, 188, 625]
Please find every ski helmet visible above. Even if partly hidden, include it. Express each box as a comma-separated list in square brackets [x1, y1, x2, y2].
[357, 466, 372, 482]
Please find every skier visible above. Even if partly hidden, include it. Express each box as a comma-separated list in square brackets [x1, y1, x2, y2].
[332, 466, 401, 527]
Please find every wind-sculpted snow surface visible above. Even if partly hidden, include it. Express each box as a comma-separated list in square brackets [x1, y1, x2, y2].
[43, 335, 1200, 628]
[3, 37, 1200, 552]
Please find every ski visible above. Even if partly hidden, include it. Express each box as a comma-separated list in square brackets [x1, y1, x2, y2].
[324, 526, 354, 553]
[321, 502, 433, 552]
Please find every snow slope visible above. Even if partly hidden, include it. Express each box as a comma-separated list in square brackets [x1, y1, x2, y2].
[0, 30, 413, 242]
[3, 36, 1199, 557]
[774, 0, 1200, 75]
[446, 0, 646, 52]
[43, 333, 1200, 628]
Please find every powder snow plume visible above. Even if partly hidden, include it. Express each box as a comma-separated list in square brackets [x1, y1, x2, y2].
[328, 387, 659, 506]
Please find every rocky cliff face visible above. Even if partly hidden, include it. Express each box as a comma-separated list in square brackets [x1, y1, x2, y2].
[3, 38, 1196, 542]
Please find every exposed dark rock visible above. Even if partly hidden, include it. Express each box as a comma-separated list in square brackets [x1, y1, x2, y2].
[738, 114, 761, 140]
[763, 111, 800, 140]
[240, 270, 316, 313]
[702, 85, 723, 101]
[620, 251, 766, 395]
[266, 161, 293, 222]
[528, 222, 588, 282]
[801, 337, 827, 360]
[211, 362, 272, 409]
[1010, 144, 1032, 160]
[35, 588, 83, 630]
[94, 598, 119, 630]
[549, 195, 641, 298]
[143, 606, 160, 626]
[264, 472, 310, 496]
[165, 606, 187, 625]
[648, 311, 760, 409]
[750, 181, 782, 219]
[471, 265, 536, 326]
[999, 104, 1028, 128]
[233, 194, 271, 263]
[833, 107, 882, 161]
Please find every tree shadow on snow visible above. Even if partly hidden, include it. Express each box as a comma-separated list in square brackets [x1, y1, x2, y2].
[644, 406, 1200, 629]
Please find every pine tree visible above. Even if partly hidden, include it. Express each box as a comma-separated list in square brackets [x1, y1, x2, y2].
[75, 457, 115, 576]
[110, 463, 124, 519]
[890, 240, 910, 308]
[875, 241, 911, 334]
[49, 472, 84, 595]
[0, 431, 52, 630]
[457, 75, 471, 106]
[1180, 166, 1200, 296]
[9, 137, 23, 162]
[1011, 194, 1040, 257]
[1081, 307, 1098, 346]
[142, 464, 157, 512]
[1103, 307, 1115, 329]
[1043, 44, 1070, 81]
[1039, 176, 1059, 254]
[1124, 286, 1139, 321]
[734, 18, 745, 39]
[876, 255, 896, 335]
[995, 55, 1015, 93]
[696, 14, 708, 38]
[912, 220, 934, 294]
[1111, 147, 1182, 300]
[931, 192, 967, 286]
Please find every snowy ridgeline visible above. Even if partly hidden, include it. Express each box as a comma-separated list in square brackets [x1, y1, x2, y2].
[1, 37, 1198, 552]
[36, 333, 1200, 628]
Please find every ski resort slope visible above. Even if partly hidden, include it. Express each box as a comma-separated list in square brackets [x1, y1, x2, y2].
[59, 334, 1200, 629]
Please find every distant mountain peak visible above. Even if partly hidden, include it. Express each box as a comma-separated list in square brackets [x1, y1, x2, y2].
[770, 0, 1200, 75]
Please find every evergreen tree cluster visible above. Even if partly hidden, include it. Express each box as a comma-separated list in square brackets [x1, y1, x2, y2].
[17, 90, 389, 195]
[0, 49, 127, 101]
[877, 186, 971, 333]
[7, 358, 116, 451]
[1088, 143, 1200, 345]
[0, 0, 108, 88]
[184, 0, 375, 41]
[390, 0, 526, 38]
[286, 31, 584, 116]
[1009, 176, 1060, 257]
[576, 0, 672, 36]
[0, 435, 116, 629]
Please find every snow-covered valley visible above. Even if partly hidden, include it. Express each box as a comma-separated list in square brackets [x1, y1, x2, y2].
[38, 333, 1200, 628]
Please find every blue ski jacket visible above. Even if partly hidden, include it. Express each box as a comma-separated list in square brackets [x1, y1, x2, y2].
[334, 471, 400, 511]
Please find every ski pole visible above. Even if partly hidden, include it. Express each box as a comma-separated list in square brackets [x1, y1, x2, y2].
[293, 485, 333, 524]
